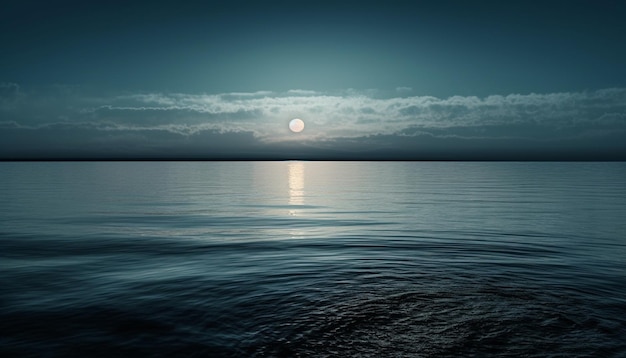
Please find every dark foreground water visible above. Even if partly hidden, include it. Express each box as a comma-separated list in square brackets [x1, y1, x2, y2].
[1, 161, 625, 357]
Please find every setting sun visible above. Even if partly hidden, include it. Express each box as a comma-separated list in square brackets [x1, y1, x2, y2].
[289, 118, 305, 133]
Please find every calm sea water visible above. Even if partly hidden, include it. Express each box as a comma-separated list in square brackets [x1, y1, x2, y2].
[1, 161, 625, 357]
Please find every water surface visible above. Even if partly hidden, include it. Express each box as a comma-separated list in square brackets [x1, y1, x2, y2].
[1, 161, 625, 357]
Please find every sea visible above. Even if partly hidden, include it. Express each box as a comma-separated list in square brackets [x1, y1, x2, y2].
[1, 161, 625, 357]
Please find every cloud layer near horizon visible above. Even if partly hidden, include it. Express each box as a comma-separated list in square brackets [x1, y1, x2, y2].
[1, 84, 625, 159]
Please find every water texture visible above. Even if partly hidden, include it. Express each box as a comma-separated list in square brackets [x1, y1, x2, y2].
[1, 161, 625, 357]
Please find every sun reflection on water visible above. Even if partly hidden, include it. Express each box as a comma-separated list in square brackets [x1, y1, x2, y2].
[287, 161, 306, 237]
[288, 161, 305, 207]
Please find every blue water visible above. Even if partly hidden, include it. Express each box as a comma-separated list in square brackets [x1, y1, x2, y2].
[1, 161, 625, 357]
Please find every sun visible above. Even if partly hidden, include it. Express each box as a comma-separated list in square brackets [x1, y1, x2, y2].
[289, 118, 305, 133]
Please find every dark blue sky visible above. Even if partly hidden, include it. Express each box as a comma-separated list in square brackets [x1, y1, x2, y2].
[1, 0, 626, 159]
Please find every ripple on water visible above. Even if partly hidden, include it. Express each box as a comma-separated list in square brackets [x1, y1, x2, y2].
[239, 284, 626, 357]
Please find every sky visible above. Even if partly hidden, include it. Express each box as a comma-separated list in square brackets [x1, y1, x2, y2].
[1, 0, 625, 160]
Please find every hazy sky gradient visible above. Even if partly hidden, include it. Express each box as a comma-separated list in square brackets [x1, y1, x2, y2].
[1, 0, 625, 159]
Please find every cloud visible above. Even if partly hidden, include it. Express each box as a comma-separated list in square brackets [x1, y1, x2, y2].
[1, 85, 625, 159]
[0, 82, 20, 98]
[395, 86, 412, 93]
